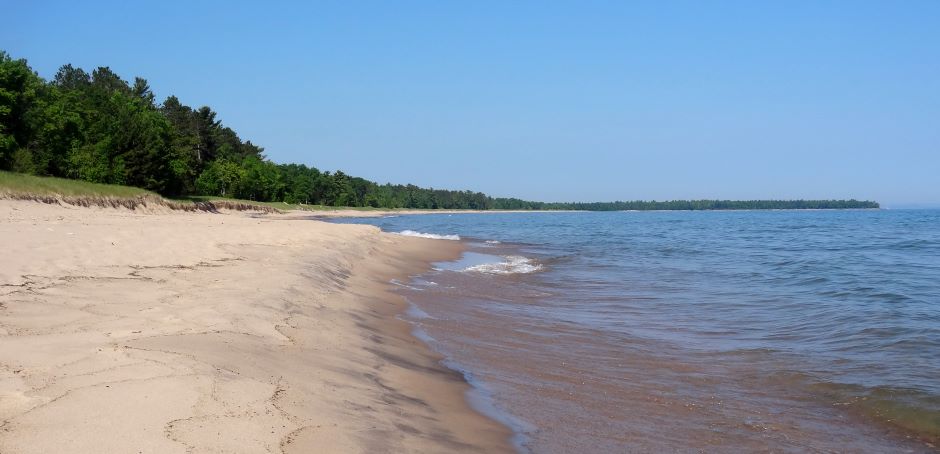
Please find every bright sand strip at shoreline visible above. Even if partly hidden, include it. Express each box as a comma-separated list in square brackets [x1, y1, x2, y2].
[0, 200, 513, 453]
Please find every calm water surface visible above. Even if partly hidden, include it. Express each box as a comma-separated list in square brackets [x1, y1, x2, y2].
[336, 210, 940, 452]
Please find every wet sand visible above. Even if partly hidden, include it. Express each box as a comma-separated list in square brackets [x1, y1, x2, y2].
[0, 200, 512, 453]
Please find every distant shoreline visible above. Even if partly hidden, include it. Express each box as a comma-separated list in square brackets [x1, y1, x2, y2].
[2, 169, 879, 214]
[301, 206, 883, 218]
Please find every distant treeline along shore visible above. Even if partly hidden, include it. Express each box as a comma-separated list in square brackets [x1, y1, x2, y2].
[0, 52, 878, 211]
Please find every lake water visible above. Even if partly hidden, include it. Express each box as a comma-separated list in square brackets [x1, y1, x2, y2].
[335, 210, 940, 452]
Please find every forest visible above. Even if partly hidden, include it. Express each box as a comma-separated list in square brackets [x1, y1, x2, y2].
[0, 52, 878, 211]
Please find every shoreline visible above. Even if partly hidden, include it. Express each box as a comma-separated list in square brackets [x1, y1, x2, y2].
[329, 210, 938, 452]
[0, 200, 513, 453]
[298, 208, 582, 218]
[297, 207, 884, 219]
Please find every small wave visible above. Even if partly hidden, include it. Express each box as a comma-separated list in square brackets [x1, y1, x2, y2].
[389, 279, 426, 291]
[465, 255, 543, 275]
[411, 326, 436, 343]
[485, 240, 501, 244]
[405, 303, 433, 319]
[397, 230, 461, 240]
[441, 358, 536, 451]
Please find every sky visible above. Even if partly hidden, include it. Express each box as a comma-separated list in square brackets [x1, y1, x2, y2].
[3, 1, 938, 207]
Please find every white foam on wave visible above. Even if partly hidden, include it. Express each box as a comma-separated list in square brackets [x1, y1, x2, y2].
[464, 255, 543, 275]
[397, 230, 461, 241]
[389, 279, 426, 291]
[485, 240, 501, 244]
[412, 278, 439, 287]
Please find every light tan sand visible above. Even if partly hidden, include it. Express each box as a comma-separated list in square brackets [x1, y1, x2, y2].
[0, 200, 513, 453]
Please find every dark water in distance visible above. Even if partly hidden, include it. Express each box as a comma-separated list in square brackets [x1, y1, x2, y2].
[336, 210, 940, 452]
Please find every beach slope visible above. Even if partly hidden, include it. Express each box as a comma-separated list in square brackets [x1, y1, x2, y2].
[0, 200, 511, 453]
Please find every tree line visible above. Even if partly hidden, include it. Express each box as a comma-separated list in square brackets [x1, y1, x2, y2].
[0, 52, 878, 210]
[526, 199, 880, 210]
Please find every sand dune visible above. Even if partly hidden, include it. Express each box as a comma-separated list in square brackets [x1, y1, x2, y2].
[0, 200, 512, 453]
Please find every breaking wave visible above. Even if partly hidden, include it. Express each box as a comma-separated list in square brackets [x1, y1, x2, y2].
[464, 255, 543, 275]
[397, 230, 461, 240]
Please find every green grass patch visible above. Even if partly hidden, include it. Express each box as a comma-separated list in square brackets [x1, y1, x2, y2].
[0, 171, 156, 198]
[1, 171, 436, 213]
[175, 195, 397, 212]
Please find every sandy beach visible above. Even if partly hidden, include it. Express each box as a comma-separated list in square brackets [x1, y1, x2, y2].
[0, 200, 512, 453]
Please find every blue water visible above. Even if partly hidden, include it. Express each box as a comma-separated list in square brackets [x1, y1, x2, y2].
[336, 210, 940, 451]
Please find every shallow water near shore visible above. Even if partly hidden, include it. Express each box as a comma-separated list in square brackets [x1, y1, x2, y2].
[336, 210, 940, 452]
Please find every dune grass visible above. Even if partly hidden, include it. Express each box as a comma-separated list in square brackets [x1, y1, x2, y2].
[0, 171, 387, 213]
[0, 171, 156, 198]
[0, 171, 278, 213]
[177, 195, 394, 212]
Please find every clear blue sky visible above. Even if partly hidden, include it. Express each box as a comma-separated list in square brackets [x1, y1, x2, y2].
[4, 1, 938, 206]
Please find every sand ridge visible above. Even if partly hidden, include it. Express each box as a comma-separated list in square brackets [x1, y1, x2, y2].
[0, 200, 512, 453]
